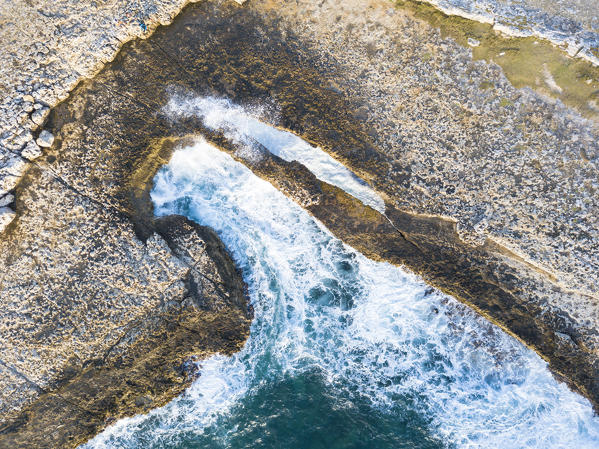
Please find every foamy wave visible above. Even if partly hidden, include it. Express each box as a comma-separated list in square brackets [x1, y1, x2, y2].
[84, 138, 599, 448]
[163, 95, 386, 213]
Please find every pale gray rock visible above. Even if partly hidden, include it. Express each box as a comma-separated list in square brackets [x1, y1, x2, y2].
[35, 130, 54, 148]
[0, 206, 15, 234]
[0, 147, 250, 447]
[0, 193, 14, 207]
[10, 130, 32, 147]
[0, 4, 252, 439]
[0, 152, 28, 197]
[0, 0, 211, 215]
[259, 0, 599, 300]
[30, 107, 49, 126]
[21, 141, 42, 161]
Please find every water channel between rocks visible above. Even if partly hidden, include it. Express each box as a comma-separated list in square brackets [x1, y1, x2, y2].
[83, 100, 599, 449]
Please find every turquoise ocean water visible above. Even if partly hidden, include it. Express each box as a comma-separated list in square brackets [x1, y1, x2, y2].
[82, 110, 599, 448]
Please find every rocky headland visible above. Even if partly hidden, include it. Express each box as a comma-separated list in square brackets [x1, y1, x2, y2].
[1, 0, 598, 447]
[0, 2, 252, 447]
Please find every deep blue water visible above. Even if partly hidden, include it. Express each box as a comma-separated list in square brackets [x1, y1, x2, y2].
[83, 103, 599, 449]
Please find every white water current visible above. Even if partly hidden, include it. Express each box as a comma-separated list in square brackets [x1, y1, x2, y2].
[83, 132, 599, 449]
[163, 96, 386, 213]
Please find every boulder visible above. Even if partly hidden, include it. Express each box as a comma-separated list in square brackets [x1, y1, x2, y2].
[36, 130, 54, 148]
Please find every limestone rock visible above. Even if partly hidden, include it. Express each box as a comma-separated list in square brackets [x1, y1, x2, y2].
[82, 0, 595, 413]
[30, 107, 49, 126]
[0, 0, 598, 445]
[0, 0, 238, 216]
[0, 207, 15, 233]
[0, 152, 28, 197]
[0, 193, 14, 207]
[36, 130, 54, 148]
[0, 159, 250, 448]
[0, 10, 253, 441]
[21, 141, 42, 161]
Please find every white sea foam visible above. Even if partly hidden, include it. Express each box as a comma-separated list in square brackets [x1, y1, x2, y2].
[163, 95, 386, 213]
[83, 137, 599, 449]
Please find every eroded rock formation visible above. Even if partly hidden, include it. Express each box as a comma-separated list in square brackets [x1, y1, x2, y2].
[0, 160, 251, 447]
[1, 0, 598, 446]
[0, 3, 253, 442]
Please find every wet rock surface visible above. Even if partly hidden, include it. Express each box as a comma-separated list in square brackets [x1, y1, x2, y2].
[201, 127, 599, 412]
[50, 0, 594, 411]
[1, 0, 598, 445]
[0, 155, 251, 447]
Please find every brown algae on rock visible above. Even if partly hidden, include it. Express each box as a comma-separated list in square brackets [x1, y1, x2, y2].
[0, 6, 253, 446]
[1, 0, 599, 445]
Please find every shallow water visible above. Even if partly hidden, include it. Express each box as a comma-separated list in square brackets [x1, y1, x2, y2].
[421, 0, 599, 64]
[83, 134, 599, 449]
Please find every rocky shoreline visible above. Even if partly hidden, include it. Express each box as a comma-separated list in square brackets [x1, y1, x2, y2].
[0, 209, 251, 448]
[0, 98, 252, 447]
[1, 0, 598, 446]
[0, 0, 213, 234]
[0, 2, 253, 445]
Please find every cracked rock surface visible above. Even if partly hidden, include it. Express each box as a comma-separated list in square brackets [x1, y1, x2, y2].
[0, 3, 252, 445]
[0, 0, 209, 228]
[255, 0, 599, 300]
[243, 0, 599, 406]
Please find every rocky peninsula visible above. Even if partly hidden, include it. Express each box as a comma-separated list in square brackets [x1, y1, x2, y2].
[0, 1, 252, 447]
[1, 0, 598, 446]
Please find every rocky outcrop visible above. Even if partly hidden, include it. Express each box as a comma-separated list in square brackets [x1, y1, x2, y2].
[0, 3, 253, 446]
[49, 0, 594, 411]
[0, 157, 251, 447]
[1, 0, 598, 446]
[0, 207, 250, 449]
[0, 155, 251, 449]
[206, 130, 599, 410]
